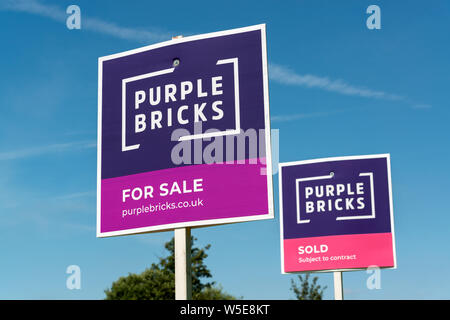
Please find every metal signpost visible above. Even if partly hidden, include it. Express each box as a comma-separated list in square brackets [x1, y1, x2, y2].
[279, 154, 396, 300]
[97, 24, 273, 299]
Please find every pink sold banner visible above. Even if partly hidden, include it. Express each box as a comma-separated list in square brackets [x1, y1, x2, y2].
[279, 155, 397, 273]
[97, 25, 273, 237]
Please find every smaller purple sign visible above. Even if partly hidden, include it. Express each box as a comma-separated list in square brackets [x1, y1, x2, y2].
[279, 154, 397, 273]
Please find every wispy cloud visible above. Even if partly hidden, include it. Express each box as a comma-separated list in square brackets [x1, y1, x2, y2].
[411, 103, 432, 109]
[2, 0, 429, 113]
[53, 190, 96, 200]
[271, 110, 347, 123]
[0, 0, 171, 43]
[0, 140, 96, 161]
[0, 182, 96, 233]
[82, 16, 172, 43]
[269, 63, 405, 101]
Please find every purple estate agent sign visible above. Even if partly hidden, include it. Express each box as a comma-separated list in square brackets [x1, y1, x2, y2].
[97, 25, 274, 237]
[279, 154, 397, 273]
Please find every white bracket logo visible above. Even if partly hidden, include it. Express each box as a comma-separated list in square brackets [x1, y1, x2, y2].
[121, 58, 241, 152]
[295, 172, 375, 224]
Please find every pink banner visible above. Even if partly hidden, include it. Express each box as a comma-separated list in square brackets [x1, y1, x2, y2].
[100, 159, 269, 234]
[283, 233, 395, 272]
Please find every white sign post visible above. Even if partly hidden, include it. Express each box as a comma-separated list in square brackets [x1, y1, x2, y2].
[175, 227, 192, 300]
[333, 271, 344, 300]
[170, 35, 192, 301]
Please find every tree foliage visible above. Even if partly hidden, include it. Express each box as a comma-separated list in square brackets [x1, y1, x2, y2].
[290, 273, 327, 300]
[104, 236, 236, 300]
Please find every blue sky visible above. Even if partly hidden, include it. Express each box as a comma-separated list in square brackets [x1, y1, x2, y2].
[0, 0, 449, 299]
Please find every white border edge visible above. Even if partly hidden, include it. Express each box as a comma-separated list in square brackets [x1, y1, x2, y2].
[98, 24, 267, 62]
[96, 58, 103, 238]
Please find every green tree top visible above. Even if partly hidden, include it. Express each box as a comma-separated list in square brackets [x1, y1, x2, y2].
[290, 273, 327, 300]
[104, 236, 236, 300]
